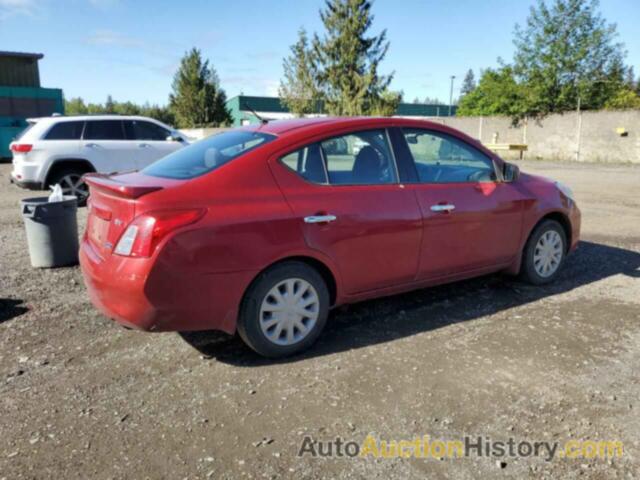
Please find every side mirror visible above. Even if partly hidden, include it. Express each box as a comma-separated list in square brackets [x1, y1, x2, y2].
[166, 134, 183, 142]
[503, 162, 520, 182]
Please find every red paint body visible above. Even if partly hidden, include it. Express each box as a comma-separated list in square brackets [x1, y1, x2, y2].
[80, 118, 580, 333]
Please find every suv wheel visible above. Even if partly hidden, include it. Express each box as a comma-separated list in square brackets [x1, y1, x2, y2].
[237, 261, 330, 358]
[49, 169, 90, 206]
[520, 219, 567, 285]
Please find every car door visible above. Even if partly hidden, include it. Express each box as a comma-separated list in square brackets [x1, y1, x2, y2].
[272, 129, 423, 295]
[395, 127, 524, 279]
[125, 120, 183, 169]
[81, 120, 137, 174]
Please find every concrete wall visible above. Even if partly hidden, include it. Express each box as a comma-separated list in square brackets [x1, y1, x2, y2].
[425, 110, 640, 163]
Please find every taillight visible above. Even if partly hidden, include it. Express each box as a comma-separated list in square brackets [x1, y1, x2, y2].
[113, 209, 205, 257]
[11, 144, 33, 153]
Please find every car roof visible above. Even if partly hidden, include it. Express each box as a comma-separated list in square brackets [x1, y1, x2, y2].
[29, 115, 167, 124]
[249, 116, 458, 136]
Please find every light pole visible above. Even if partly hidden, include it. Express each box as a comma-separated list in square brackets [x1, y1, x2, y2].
[449, 75, 456, 116]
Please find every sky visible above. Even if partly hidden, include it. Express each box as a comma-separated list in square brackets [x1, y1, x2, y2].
[1, 0, 639, 106]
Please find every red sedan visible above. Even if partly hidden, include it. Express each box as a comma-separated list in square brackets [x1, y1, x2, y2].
[80, 117, 580, 357]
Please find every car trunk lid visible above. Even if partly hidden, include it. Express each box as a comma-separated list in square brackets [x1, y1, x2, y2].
[84, 172, 179, 258]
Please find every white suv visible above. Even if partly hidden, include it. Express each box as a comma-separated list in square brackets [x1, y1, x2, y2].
[9, 115, 189, 204]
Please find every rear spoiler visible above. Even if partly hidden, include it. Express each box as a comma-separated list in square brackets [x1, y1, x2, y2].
[84, 173, 162, 199]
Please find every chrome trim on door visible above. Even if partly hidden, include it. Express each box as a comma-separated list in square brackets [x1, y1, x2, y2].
[304, 215, 337, 224]
[430, 204, 455, 212]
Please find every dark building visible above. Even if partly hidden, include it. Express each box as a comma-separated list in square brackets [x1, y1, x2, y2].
[0, 51, 64, 158]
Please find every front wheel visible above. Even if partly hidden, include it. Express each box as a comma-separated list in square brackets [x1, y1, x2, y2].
[237, 261, 330, 358]
[520, 219, 567, 285]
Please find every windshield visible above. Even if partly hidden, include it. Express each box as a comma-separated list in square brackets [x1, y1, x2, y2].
[143, 130, 276, 179]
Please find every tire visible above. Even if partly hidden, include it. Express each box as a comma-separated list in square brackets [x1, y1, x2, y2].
[237, 261, 330, 358]
[520, 219, 567, 285]
[48, 168, 91, 206]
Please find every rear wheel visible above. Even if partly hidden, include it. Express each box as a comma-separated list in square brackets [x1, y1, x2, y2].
[237, 261, 330, 358]
[48, 168, 90, 206]
[520, 219, 567, 285]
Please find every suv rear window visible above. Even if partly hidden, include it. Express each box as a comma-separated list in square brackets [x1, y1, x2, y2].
[45, 121, 84, 140]
[143, 130, 276, 179]
[84, 120, 126, 140]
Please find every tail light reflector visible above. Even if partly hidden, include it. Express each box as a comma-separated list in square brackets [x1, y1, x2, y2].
[114, 209, 205, 257]
[11, 144, 33, 153]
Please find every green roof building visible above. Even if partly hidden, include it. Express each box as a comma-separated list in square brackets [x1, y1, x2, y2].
[225, 95, 456, 127]
[0, 51, 64, 158]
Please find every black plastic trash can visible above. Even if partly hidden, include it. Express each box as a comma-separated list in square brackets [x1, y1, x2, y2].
[21, 196, 79, 268]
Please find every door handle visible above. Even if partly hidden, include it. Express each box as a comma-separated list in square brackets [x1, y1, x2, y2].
[84, 143, 99, 148]
[138, 143, 150, 148]
[430, 204, 455, 212]
[304, 215, 337, 224]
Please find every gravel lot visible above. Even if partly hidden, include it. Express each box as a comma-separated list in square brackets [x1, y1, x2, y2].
[1, 160, 639, 479]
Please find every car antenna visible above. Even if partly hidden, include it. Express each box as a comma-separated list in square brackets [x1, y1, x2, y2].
[243, 102, 269, 125]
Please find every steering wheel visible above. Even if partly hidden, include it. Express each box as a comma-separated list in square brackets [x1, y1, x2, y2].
[467, 169, 490, 182]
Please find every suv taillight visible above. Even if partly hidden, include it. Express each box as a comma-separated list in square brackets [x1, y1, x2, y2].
[113, 209, 205, 257]
[11, 144, 32, 153]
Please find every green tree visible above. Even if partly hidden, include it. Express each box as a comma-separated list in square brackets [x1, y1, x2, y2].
[513, 0, 626, 117]
[64, 97, 89, 115]
[169, 48, 232, 128]
[64, 96, 176, 125]
[460, 69, 476, 97]
[312, 0, 399, 116]
[457, 67, 527, 117]
[370, 89, 402, 116]
[104, 95, 115, 114]
[279, 29, 322, 116]
[604, 88, 640, 110]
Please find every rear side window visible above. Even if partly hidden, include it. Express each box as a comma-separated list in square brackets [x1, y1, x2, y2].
[320, 130, 397, 185]
[143, 130, 276, 179]
[45, 121, 84, 140]
[281, 144, 327, 184]
[126, 120, 170, 141]
[84, 120, 126, 140]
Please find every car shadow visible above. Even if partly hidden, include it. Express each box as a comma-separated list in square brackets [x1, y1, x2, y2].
[0, 298, 28, 324]
[179, 241, 640, 366]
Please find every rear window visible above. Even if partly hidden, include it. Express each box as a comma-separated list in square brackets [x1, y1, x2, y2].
[45, 121, 84, 140]
[143, 130, 276, 179]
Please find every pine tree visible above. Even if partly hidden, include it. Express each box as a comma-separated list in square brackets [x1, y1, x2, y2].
[169, 48, 232, 128]
[279, 29, 322, 116]
[513, 0, 626, 116]
[312, 0, 398, 116]
[105, 95, 115, 114]
[460, 69, 476, 96]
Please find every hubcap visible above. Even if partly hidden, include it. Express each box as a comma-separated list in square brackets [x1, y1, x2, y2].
[58, 174, 89, 201]
[259, 278, 320, 346]
[533, 230, 563, 278]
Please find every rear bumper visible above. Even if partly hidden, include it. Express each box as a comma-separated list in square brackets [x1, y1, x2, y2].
[10, 174, 42, 190]
[79, 237, 256, 334]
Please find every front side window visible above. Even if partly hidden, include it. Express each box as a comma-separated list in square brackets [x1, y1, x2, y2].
[402, 129, 496, 183]
[320, 130, 397, 185]
[127, 120, 170, 141]
[45, 121, 84, 140]
[143, 130, 276, 179]
[84, 120, 126, 140]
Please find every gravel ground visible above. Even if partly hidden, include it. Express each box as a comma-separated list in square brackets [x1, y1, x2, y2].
[1, 161, 639, 479]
